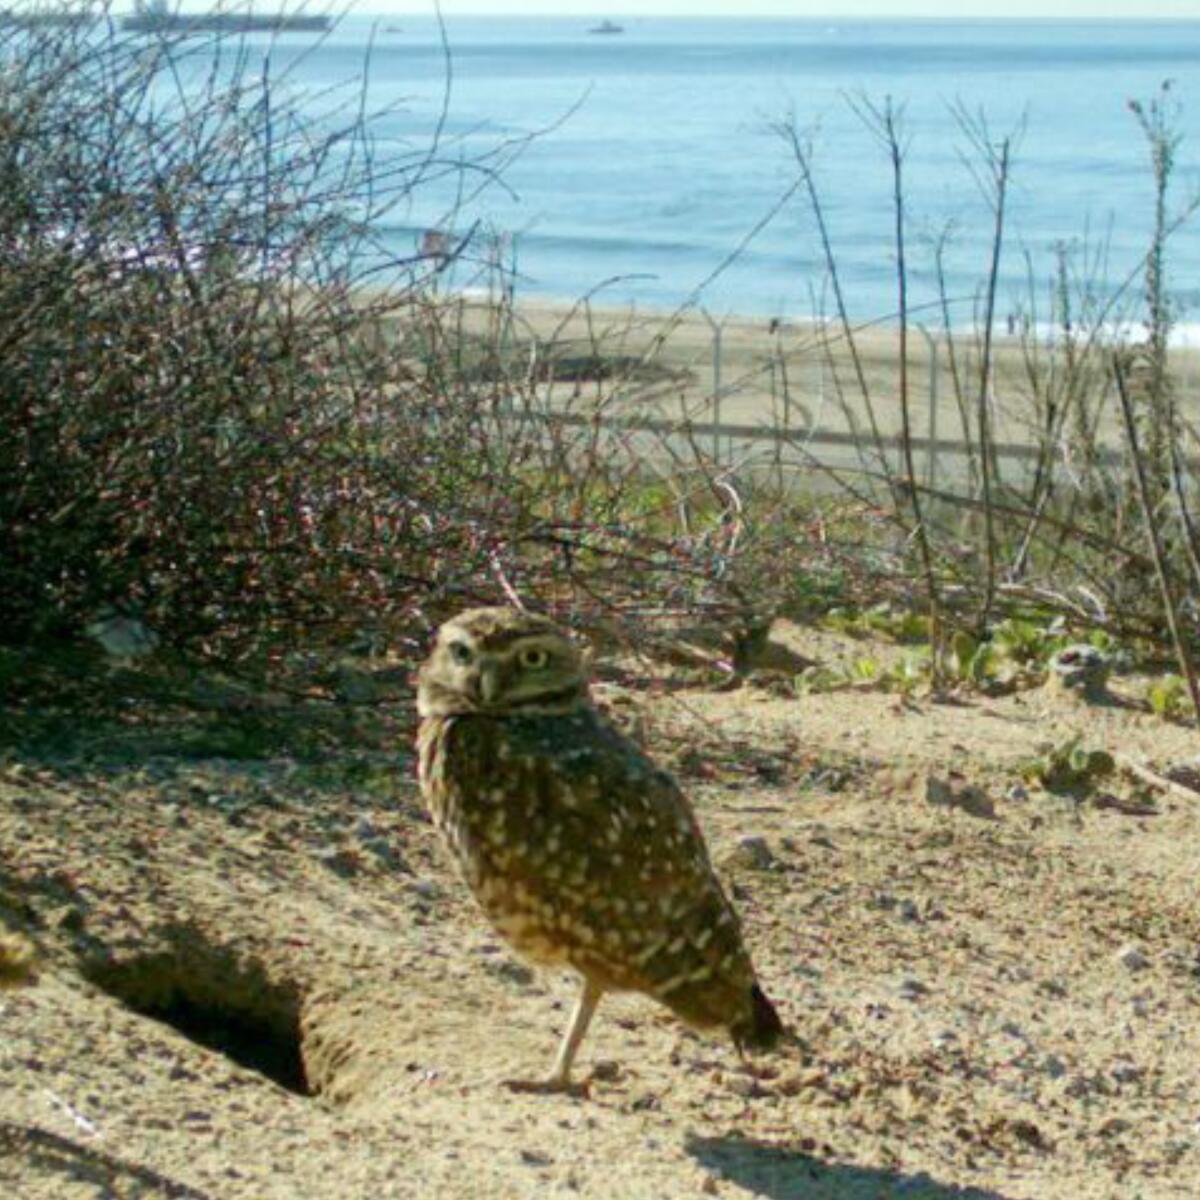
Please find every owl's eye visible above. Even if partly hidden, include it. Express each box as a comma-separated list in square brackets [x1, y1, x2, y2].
[519, 646, 549, 670]
[448, 641, 473, 665]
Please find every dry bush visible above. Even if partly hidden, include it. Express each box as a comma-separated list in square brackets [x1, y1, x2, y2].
[0, 14, 763, 689]
[765, 89, 1200, 681]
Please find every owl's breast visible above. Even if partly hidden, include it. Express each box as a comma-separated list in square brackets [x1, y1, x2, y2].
[416, 712, 603, 965]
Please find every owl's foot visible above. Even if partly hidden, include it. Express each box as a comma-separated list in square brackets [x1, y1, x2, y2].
[503, 1075, 591, 1099]
[502, 977, 604, 1098]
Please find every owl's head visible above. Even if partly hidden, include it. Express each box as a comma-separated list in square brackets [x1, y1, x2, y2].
[417, 607, 588, 718]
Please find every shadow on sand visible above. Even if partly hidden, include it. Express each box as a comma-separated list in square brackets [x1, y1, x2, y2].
[1, 1122, 212, 1199]
[687, 1133, 1014, 1200]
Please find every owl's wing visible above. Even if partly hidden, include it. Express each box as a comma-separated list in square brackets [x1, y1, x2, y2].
[499, 710, 760, 1031]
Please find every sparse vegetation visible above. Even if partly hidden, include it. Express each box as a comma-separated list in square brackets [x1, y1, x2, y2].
[1018, 735, 1117, 795]
[3, 19, 1200, 1200]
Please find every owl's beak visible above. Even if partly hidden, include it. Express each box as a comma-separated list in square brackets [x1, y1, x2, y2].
[477, 661, 502, 706]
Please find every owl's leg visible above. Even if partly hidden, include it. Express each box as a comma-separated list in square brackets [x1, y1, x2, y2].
[506, 976, 603, 1096]
[549, 976, 603, 1083]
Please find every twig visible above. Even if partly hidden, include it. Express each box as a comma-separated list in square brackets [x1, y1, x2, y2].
[43, 1088, 102, 1139]
[1113, 355, 1200, 726]
[1116, 754, 1200, 803]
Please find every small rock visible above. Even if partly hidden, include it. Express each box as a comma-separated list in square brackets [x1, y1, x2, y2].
[897, 898, 921, 923]
[485, 959, 535, 988]
[360, 837, 409, 872]
[519, 1148, 553, 1167]
[1110, 1061, 1144, 1084]
[1116, 944, 1150, 972]
[923, 773, 996, 819]
[590, 1060, 622, 1083]
[0, 932, 38, 990]
[54, 906, 86, 934]
[1046, 644, 1111, 702]
[1007, 1119, 1050, 1150]
[1042, 1054, 1067, 1079]
[898, 977, 929, 1001]
[726, 1075, 769, 1099]
[411, 879, 440, 900]
[727, 836, 777, 871]
[86, 609, 159, 661]
[316, 847, 361, 878]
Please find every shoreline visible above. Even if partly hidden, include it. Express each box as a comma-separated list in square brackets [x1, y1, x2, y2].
[461, 290, 1200, 352]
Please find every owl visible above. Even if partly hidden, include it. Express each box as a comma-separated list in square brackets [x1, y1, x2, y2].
[416, 607, 783, 1092]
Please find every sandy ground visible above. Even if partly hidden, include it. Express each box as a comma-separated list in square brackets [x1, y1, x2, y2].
[440, 297, 1200, 489]
[2, 620, 1199, 1198]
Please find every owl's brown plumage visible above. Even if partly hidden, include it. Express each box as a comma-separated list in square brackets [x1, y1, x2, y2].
[416, 607, 782, 1090]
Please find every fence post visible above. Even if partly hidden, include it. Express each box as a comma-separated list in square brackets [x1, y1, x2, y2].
[917, 324, 939, 492]
[701, 308, 723, 464]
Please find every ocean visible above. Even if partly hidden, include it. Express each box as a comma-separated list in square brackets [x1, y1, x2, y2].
[203, 15, 1200, 335]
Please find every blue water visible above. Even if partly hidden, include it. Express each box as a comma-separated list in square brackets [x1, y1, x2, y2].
[206, 16, 1200, 329]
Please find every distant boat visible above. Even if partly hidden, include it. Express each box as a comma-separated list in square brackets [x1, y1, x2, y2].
[0, 8, 94, 27]
[122, 1, 330, 34]
[587, 20, 623, 35]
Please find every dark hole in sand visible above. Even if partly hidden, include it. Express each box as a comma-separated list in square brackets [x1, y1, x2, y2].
[83, 925, 310, 1096]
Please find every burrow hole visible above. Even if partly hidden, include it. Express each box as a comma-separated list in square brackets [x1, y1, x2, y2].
[83, 925, 310, 1096]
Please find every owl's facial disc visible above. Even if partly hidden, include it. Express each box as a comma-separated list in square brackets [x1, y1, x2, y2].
[417, 610, 588, 717]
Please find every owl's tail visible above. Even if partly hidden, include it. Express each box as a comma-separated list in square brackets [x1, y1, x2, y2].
[730, 983, 784, 1053]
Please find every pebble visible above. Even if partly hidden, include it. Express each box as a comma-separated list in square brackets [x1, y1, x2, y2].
[354, 816, 381, 840]
[898, 977, 929, 1001]
[1115, 944, 1150, 972]
[1110, 1061, 1144, 1084]
[731, 836, 777, 871]
[487, 959, 535, 988]
[923, 773, 996, 819]
[1042, 1054, 1067, 1079]
[360, 837, 408, 871]
[316, 847, 361, 878]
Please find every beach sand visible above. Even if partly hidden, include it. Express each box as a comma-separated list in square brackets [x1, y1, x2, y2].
[3, 620, 1199, 1199]
[422, 296, 1200, 491]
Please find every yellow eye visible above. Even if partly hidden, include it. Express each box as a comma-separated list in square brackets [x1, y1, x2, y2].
[448, 641, 473, 665]
[519, 646, 549, 670]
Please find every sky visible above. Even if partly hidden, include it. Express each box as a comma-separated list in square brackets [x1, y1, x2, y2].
[353, 1, 1200, 14]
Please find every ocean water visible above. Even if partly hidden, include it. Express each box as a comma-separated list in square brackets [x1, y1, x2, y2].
[199, 15, 1200, 333]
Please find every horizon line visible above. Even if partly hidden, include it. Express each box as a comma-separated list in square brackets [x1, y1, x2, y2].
[352, 9, 1200, 19]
